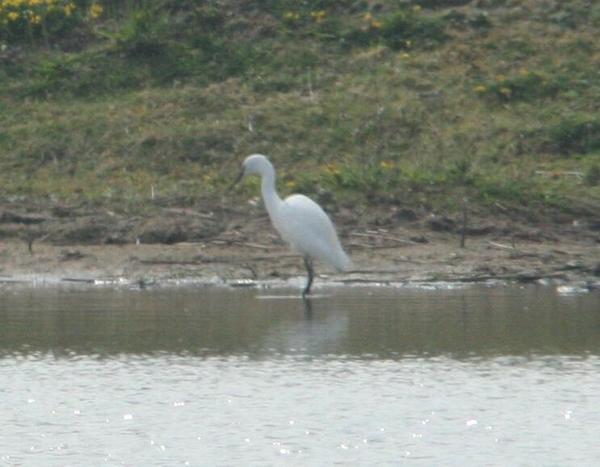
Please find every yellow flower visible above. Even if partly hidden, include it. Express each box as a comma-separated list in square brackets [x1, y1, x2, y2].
[310, 10, 326, 23]
[89, 2, 103, 18]
[64, 2, 75, 16]
[322, 163, 340, 175]
[285, 180, 297, 190]
[283, 11, 300, 22]
[7, 11, 19, 21]
[499, 86, 512, 96]
[474, 85, 487, 93]
[363, 12, 381, 29]
[412, 5, 422, 13]
[400, 52, 411, 59]
[380, 160, 396, 170]
[30, 13, 42, 24]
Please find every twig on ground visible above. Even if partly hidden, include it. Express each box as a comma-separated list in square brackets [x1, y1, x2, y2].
[488, 241, 516, 250]
[210, 239, 273, 250]
[350, 232, 419, 245]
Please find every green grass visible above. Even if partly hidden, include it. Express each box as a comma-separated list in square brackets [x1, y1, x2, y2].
[1, 0, 599, 221]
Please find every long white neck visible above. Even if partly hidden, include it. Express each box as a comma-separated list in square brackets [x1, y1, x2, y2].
[259, 162, 283, 218]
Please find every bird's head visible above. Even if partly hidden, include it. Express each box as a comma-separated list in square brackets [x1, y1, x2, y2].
[229, 154, 272, 191]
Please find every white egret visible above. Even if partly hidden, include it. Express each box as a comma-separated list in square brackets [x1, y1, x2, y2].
[230, 154, 351, 298]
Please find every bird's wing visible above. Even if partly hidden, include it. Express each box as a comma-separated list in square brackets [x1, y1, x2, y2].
[278, 194, 337, 242]
[274, 194, 349, 270]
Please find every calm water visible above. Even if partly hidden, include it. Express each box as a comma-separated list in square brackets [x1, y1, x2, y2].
[1, 284, 599, 466]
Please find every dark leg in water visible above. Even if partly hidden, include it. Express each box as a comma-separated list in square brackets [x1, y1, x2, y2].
[302, 256, 314, 299]
[303, 296, 313, 316]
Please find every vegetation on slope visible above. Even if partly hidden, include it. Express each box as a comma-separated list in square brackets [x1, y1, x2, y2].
[1, 0, 599, 223]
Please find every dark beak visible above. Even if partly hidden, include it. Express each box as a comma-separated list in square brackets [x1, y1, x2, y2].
[228, 168, 245, 192]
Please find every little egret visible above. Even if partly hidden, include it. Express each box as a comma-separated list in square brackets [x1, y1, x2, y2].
[230, 154, 351, 298]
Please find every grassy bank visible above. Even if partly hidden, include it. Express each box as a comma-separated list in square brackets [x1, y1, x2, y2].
[1, 0, 599, 223]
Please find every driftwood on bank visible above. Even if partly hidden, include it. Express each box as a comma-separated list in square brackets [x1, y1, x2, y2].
[339, 270, 570, 285]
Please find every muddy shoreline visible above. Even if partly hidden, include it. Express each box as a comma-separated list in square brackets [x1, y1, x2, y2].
[1, 200, 599, 292]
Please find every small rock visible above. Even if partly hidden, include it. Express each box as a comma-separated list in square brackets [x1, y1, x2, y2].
[395, 208, 418, 222]
[409, 235, 428, 244]
[59, 249, 86, 261]
[426, 215, 456, 232]
[564, 260, 584, 270]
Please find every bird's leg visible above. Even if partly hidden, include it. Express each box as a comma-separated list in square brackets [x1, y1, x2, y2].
[303, 296, 313, 316]
[302, 256, 314, 299]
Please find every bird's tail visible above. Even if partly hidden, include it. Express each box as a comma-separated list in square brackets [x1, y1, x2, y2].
[334, 248, 352, 272]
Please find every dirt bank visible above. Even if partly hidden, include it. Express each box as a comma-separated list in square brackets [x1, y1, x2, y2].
[1, 198, 599, 290]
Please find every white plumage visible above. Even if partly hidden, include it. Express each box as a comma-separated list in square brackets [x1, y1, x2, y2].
[231, 154, 351, 297]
